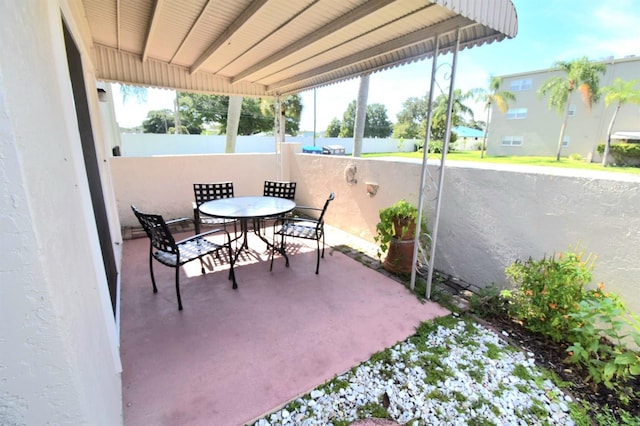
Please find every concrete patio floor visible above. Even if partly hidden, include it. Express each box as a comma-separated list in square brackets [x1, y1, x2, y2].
[119, 226, 449, 425]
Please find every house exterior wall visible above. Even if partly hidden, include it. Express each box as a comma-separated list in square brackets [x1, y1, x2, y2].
[0, 1, 122, 424]
[488, 56, 640, 159]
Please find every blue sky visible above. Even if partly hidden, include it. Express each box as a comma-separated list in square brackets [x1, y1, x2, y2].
[113, 0, 640, 131]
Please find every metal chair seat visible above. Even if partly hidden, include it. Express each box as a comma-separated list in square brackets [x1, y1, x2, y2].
[152, 237, 224, 267]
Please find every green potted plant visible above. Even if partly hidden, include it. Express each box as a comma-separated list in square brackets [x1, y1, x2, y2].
[374, 199, 425, 274]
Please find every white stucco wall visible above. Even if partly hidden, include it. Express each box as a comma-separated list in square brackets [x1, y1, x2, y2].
[110, 154, 640, 318]
[1, 2, 122, 424]
[294, 157, 640, 316]
[111, 154, 281, 227]
[119, 133, 417, 156]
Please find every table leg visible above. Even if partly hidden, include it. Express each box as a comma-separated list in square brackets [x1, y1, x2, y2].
[253, 218, 289, 267]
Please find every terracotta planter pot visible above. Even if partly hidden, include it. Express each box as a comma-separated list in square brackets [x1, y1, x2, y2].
[383, 237, 415, 274]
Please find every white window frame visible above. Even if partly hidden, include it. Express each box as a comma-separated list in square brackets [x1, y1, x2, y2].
[510, 78, 533, 91]
[502, 136, 523, 146]
[506, 108, 528, 119]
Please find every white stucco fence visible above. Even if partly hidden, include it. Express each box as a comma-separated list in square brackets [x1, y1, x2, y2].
[111, 149, 640, 317]
[119, 133, 418, 157]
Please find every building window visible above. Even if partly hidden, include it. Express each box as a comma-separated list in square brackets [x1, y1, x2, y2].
[562, 136, 570, 147]
[502, 136, 523, 146]
[568, 104, 576, 117]
[510, 79, 533, 91]
[506, 108, 527, 119]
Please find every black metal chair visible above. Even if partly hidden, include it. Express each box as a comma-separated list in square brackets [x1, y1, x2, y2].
[193, 182, 237, 235]
[263, 180, 297, 200]
[255, 180, 297, 232]
[132, 205, 236, 311]
[270, 192, 335, 274]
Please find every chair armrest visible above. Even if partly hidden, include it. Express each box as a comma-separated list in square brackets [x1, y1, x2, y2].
[275, 216, 320, 227]
[176, 228, 228, 245]
[166, 217, 193, 226]
[294, 205, 322, 212]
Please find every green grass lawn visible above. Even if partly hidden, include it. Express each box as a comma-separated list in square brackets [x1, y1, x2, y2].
[362, 150, 640, 175]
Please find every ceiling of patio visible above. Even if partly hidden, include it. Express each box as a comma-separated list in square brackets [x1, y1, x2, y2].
[82, 0, 518, 97]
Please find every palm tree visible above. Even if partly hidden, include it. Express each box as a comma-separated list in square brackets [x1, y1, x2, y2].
[599, 78, 640, 166]
[430, 89, 474, 141]
[119, 84, 148, 104]
[538, 56, 606, 161]
[473, 76, 515, 158]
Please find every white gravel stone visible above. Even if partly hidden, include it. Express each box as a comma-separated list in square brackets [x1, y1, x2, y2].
[253, 319, 577, 425]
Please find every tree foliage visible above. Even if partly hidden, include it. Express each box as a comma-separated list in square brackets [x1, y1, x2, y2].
[325, 118, 342, 137]
[119, 84, 148, 104]
[470, 76, 516, 158]
[392, 96, 429, 139]
[333, 100, 393, 138]
[392, 90, 475, 142]
[430, 89, 474, 141]
[175, 92, 302, 136]
[142, 109, 174, 133]
[599, 78, 640, 166]
[538, 56, 606, 160]
[260, 95, 303, 136]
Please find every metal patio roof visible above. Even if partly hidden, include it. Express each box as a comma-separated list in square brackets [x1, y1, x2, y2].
[83, 0, 518, 97]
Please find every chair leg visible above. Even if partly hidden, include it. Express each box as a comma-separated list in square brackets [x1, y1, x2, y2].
[315, 239, 320, 274]
[149, 251, 158, 293]
[175, 266, 183, 311]
[282, 234, 289, 268]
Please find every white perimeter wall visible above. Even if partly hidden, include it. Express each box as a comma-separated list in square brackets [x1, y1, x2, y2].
[112, 153, 640, 318]
[0, 1, 122, 424]
[119, 133, 417, 156]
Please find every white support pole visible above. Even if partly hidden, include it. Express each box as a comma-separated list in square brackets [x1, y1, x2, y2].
[424, 28, 462, 299]
[410, 36, 440, 292]
[353, 74, 369, 157]
[225, 96, 242, 153]
[273, 96, 283, 180]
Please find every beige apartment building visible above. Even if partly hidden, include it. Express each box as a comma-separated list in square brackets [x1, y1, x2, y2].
[487, 56, 640, 160]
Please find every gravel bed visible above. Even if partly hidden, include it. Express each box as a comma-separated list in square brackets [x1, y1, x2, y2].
[254, 317, 575, 426]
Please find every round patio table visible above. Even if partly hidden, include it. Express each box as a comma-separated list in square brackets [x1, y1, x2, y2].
[198, 196, 296, 277]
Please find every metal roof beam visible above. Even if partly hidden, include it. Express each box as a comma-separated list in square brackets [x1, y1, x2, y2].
[231, 0, 401, 84]
[170, 0, 212, 64]
[142, 0, 164, 62]
[190, 0, 269, 75]
[267, 15, 472, 93]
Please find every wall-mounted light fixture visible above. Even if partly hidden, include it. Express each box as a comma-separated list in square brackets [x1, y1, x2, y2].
[97, 88, 107, 102]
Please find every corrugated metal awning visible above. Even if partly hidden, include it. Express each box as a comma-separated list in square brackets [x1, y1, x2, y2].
[611, 131, 640, 141]
[82, 0, 518, 96]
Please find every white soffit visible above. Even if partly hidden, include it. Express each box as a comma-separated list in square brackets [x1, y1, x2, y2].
[83, 0, 518, 97]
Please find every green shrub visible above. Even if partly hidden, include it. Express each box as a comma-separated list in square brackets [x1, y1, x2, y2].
[567, 285, 640, 398]
[568, 153, 584, 162]
[414, 139, 455, 154]
[502, 251, 596, 342]
[502, 249, 640, 400]
[596, 143, 640, 166]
